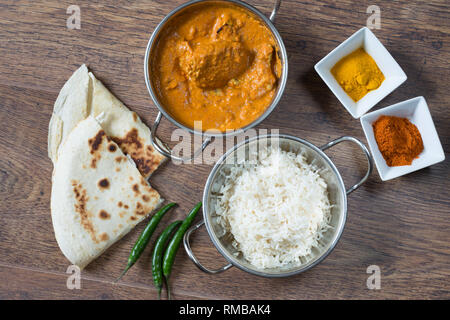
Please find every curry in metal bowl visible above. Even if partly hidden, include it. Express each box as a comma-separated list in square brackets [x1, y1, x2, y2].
[149, 2, 282, 132]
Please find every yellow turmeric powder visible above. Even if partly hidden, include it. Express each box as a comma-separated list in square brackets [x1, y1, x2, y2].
[331, 48, 385, 102]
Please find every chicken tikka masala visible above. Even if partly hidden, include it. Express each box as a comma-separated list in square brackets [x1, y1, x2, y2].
[150, 3, 282, 132]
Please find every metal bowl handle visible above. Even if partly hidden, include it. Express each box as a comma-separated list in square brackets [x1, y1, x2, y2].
[244, 0, 281, 22]
[320, 136, 373, 195]
[183, 220, 233, 274]
[269, 0, 281, 22]
[150, 112, 212, 162]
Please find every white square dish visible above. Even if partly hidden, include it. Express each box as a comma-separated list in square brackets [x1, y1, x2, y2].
[315, 27, 407, 118]
[360, 96, 445, 181]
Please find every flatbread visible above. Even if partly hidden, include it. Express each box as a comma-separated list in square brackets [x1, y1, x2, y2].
[48, 65, 90, 163]
[48, 65, 166, 179]
[51, 116, 163, 269]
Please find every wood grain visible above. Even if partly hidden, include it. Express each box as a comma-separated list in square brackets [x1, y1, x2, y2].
[0, 0, 449, 299]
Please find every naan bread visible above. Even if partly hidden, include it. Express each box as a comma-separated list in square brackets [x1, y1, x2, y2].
[48, 65, 90, 163]
[51, 116, 163, 269]
[48, 65, 166, 179]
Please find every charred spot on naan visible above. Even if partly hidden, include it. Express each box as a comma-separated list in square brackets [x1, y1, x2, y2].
[139, 177, 159, 198]
[88, 130, 107, 169]
[99, 210, 110, 220]
[132, 183, 140, 194]
[115, 156, 127, 163]
[118, 202, 129, 211]
[108, 143, 117, 152]
[72, 181, 103, 244]
[88, 130, 105, 154]
[90, 158, 99, 169]
[112, 128, 162, 177]
[134, 201, 147, 216]
[100, 233, 109, 241]
[112, 128, 142, 152]
[98, 178, 110, 189]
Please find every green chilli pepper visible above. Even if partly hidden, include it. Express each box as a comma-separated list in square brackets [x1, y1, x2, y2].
[151, 220, 182, 299]
[116, 202, 176, 282]
[162, 201, 201, 298]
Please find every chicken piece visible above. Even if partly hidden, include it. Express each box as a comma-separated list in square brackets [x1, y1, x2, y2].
[177, 38, 253, 89]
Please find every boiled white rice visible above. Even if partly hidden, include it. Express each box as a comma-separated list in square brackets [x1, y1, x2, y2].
[215, 146, 331, 269]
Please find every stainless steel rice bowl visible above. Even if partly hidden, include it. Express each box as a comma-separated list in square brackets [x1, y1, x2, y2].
[184, 134, 373, 277]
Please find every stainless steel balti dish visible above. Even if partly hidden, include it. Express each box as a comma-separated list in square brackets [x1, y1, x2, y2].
[184, 134, 374, 277]
[144, 0, 288, 161]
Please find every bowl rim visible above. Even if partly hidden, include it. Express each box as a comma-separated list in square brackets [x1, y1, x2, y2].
[202, 133, 349, 277]
[143, 0, 289, 137]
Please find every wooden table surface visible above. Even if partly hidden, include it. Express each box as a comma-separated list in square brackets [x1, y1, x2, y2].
[0, 0, 449, 300]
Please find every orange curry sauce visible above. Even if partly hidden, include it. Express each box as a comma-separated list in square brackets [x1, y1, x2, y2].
[150, 3, 282, 132]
